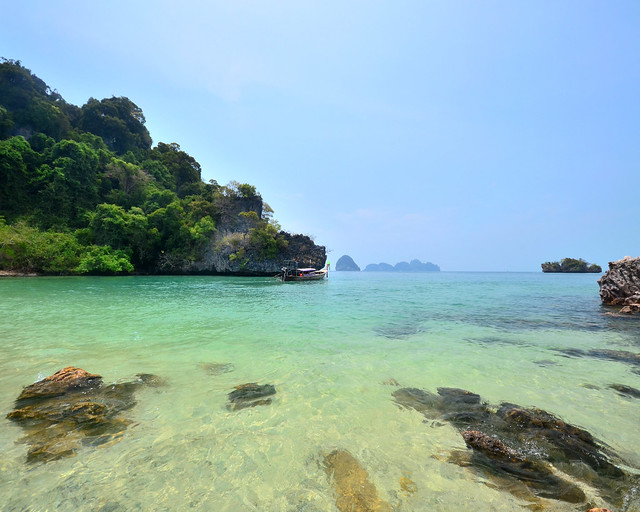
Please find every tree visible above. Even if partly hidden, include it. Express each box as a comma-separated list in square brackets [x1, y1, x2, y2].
[151, 142, 201, 195]
[78, 97, 152, 155]
[0, 136, 36, 218]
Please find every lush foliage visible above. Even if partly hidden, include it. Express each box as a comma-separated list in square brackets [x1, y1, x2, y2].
[0, 59, 286, 274]
[541, 258, 602, 273]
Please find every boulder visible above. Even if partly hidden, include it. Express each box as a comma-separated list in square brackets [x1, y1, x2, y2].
[598, 256, 640, 305]
[335, 255, 360, 271]
[16, 367, 102, 401]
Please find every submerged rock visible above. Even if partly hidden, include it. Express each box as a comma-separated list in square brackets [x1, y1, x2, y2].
[16, 367, 102, 401]
[392, 386, 637, 508]
[227, 383, 275, 411]
[461, 430, 586, 503]
[598, 256, 640, 305]
[556, 348, 640, 368]
[7, 367, 162, 463]
[323, 449, 392, 512]
[609, 384, 640, 399]
[200, 362, 235, 376]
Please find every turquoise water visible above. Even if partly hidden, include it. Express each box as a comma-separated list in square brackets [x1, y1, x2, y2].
[0, 272, 638, 511]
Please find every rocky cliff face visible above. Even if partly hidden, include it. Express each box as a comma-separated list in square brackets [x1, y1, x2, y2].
[598, 256, 640, 305]
[180, 195, 326, 276]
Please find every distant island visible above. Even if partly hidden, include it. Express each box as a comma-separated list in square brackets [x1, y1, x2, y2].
[364, 259, 440, 272]
[335, 255, 360, 271]
[541, 258, 602, 273]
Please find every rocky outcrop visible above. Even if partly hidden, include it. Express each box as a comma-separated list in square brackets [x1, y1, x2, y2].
[392, 386, 638, 508]
[153, 193, 326, 276]
[598, 256, 640, 305]
[541, 258, 602, 273]
[7, 368, 163, 463]
[335, 255, 360, 271]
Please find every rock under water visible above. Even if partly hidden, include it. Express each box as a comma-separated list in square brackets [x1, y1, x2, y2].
[323, 449, 392, 512]
[7, 368, 163, 463]
[392, 386, 638, 509]
[227, 383, 276, 411]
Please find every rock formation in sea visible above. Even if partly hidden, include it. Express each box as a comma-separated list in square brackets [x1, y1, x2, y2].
[363, 259, 439, 272]
[598, 256, 640, 306]
[335, 255, 360, 271]
[541, 258, 602, 273]
[7, 367, 164, 463]
[392, 385, 638, 509]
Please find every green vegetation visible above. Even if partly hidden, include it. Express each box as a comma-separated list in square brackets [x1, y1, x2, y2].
[541, 258, 602, 273]
[0, 58, 286, 274]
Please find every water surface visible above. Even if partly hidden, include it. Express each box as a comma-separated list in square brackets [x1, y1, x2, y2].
[1, 272, 638, 511]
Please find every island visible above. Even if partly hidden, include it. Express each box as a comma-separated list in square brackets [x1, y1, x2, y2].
[0, 59, 325, 276]
[335, 255, 360, 271]
[363, 259, 440, 272]
[541, 258, 602, 273]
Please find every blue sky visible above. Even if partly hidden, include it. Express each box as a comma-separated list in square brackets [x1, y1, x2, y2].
[2, 1, 639, 270]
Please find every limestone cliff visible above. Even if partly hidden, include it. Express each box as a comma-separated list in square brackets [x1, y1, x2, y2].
[177, 195, 326, 276]
[598, 256, 640, 305]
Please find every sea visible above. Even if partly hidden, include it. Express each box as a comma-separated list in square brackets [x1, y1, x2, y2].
[0, 272, 638, 511]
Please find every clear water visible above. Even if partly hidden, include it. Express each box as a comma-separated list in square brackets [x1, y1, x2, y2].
[0, 272, 638, 511]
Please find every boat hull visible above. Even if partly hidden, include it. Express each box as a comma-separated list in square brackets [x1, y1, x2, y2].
[282, 270, 328, 282]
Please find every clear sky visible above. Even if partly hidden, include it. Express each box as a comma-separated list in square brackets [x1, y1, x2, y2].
[2, 1, 639, 271]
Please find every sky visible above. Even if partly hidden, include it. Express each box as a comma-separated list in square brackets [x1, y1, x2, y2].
[2, 1, 639, 271]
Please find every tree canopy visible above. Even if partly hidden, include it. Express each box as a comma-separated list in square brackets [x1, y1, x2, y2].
[0, 58, 285, 275]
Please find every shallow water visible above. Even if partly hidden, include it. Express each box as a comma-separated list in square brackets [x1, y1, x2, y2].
[1, 272, 639, 511]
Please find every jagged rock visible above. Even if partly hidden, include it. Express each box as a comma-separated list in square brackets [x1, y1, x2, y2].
[227, 383, 276, 411]
[7, 368, 162, 463]
[598, 256, 640, 305]
[323, 449, 392, 512]
[392, 386, 635, 507]
[497, 405, 624, 478]
[16, 367, 102, 401]
[335, 255, 360, 271]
